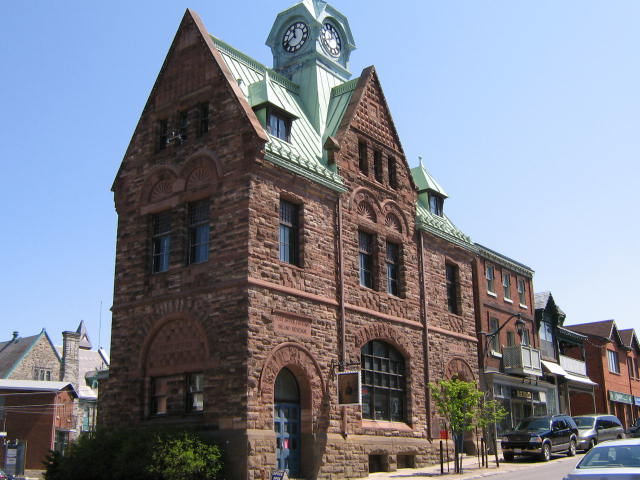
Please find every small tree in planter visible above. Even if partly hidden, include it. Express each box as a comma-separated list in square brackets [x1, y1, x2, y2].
[476, 394, 508, 467]
[429, 378, 483, 473]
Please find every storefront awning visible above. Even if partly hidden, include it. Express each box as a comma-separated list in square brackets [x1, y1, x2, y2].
[541, 360, 567, 376]
[564, 373, 597, 386]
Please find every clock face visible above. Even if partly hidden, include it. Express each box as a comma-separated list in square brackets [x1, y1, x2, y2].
[282, 21, 309, 53]
[321, 22, 342, 57]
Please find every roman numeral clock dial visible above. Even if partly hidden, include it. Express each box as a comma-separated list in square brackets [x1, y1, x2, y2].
[282, 21, 309, 52]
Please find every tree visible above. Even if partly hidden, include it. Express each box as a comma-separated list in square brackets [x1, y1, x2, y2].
[476, 394, 508, 467]
[147, 432, 223, 480]
[429, 378, 483, 473]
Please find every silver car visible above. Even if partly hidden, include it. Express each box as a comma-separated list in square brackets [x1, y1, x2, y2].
[573, 415, 625, 451]
[563, 438, 640, 479]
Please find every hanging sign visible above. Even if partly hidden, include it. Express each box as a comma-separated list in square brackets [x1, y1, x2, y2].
[337, 371, 361, 406]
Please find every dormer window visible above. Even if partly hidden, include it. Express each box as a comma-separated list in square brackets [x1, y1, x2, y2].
[429, 193, 444, 216]
[267, 108, 292, 142]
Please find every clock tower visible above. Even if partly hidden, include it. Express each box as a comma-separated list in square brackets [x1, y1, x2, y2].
[266, 0, 356, 133]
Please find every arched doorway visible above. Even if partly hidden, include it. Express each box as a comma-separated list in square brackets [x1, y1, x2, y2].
[274, 368, 301, 476]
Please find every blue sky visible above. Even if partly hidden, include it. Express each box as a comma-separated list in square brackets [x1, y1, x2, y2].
[2, 0, 638, 352]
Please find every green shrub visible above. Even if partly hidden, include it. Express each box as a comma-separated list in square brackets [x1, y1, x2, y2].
[44, 428, 223, 480]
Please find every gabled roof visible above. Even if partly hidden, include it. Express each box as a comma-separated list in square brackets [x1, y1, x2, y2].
[76, 320, 92, 350]
[566, 319, 626, 346]
[619, 329, 640, 351]
[534, 291, 566, 317]
[0, 330, 60, 378]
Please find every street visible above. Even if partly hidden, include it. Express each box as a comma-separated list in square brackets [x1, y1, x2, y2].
[481, 454, 583, 480]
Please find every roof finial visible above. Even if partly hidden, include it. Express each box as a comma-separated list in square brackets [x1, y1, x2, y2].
[418, 155, 424, 168]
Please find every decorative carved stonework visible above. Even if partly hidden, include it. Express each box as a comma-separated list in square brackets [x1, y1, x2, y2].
[444, 357, 475, 382]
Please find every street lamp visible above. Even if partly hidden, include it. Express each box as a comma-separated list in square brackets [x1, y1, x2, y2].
[483, 313, 526, 357]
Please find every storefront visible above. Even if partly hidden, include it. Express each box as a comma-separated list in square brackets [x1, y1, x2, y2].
[489, 374, 558, 435]
[609, 390, 634, 429]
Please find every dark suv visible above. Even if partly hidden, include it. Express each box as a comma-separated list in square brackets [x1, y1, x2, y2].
[501, 415, 579, 462]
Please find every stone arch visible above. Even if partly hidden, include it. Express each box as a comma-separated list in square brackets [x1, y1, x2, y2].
[139, 312, 210, 377]
[443, 357, 475, 382]
[180, 149, 223, 192]
[140, 167, 179, 205]
[381, 200, 410, 237]
[349, 187, 383, 222]
[257, 343, 324, 431]
[353, 323, 414, 362]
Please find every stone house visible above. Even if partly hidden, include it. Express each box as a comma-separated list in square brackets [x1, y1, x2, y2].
[100, 2, 481, 478]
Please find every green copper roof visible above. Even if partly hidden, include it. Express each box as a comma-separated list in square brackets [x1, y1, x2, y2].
[212, 36, 346, 192]
[411, 159, 448, 198]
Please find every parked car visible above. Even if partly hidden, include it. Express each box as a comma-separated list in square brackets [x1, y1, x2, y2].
[573, 414, 625, 451]
[501, 414, 579, 462]
[563, 437, 640, 479]
[626, 418, 640, 438]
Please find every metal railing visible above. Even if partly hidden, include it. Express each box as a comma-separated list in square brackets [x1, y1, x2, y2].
[503, 345, 543, 376]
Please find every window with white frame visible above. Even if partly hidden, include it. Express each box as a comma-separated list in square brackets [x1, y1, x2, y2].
[517, 278, 526, 305]
[503, 272, 511, 300]
[607, 350, 620, 374]
[486, 265, 495, 294]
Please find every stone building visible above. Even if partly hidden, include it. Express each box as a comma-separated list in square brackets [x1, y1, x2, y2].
[100, 2, 479, 478]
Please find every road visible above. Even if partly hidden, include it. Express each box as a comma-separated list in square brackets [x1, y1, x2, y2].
[479, 454, 583, 480]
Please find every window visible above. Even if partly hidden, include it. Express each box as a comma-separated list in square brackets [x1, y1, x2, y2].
[522, 329, 531, 346]
[359, 231, 375, 288]
[486, 265, 495, 293]
[268, 109, 291, 142]
[34, 367, 51, 381]
[635, 358, 640, 380]
[607, 350, 620, 374]
[188, 200, 210, 264]
[429, 194, 443, 216]
[279, 200, 300, 265]
[152, 377, 169, 415]
[198, 102, 209, 136]
[388, 156, 397, 189]
[628, 358, 635, 379]
[374, 150, 383, 182]
[54, 431, 70, 455]
[157, 119, 168, 151]
[517, 278, 526, 305]
[187, 373, 204, 412]
[445, 263, 459, 314]
[503, 272, 511, 300]
[152, 211, 172, 273]
[539, 320, 555, 358]
[386, 242, 400, 296]
[489, 318, 500, 352]
[358, 141, 368, 174]
[507, 331, 515, 347]
[178, 110, 189, 143]
[361, 340, 405, 422]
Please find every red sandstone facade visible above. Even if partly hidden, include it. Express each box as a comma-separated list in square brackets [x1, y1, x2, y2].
[100, 7, 478, 479]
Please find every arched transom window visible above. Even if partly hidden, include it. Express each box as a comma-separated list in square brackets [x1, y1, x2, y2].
[361, 340, 406, 422]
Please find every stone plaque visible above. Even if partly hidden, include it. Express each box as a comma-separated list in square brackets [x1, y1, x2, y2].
[273, 311, 312, 338]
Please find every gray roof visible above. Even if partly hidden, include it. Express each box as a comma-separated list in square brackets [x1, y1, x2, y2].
[0, 331, 45, 378]
[534, 291, 566, 316]
[0, 379, 77, 396]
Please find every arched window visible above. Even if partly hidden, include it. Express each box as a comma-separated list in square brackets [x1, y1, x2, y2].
[361, 341, 406, 422]
[275, 367, 300, 403]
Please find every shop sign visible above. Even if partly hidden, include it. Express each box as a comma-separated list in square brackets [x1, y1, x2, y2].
[512, 389, 533, 400]
[635, 396, 640, 406]
[337, 371, 361, 405]
[609, 390, 633, 405]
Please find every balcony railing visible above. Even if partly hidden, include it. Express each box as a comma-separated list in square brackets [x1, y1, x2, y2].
[503, 345, 543, 377]
[559, 354, 587, 376]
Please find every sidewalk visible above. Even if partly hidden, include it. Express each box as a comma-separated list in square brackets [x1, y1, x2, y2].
[368, 454, 578, 480]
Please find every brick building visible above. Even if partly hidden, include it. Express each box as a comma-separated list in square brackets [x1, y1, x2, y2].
[100, 2, 480, 478]
[567, 320, 640, 428]
[0, 380, 76, 473]
[473, 245, 545, 434]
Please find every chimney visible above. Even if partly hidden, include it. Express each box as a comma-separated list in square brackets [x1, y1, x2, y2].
[61, 330, 80, 389]
[12, 331, 18, 341]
